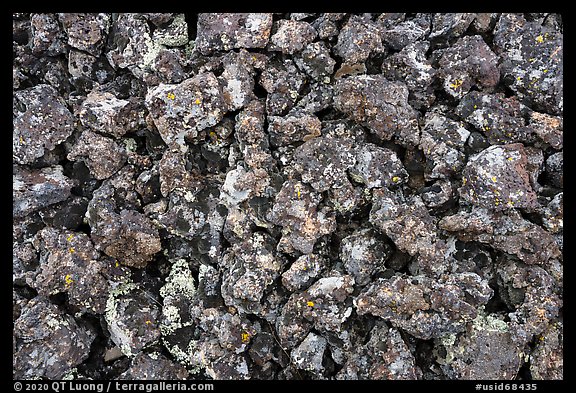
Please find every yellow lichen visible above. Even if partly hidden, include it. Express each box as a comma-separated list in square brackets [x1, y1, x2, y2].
[507, 157, 514, 161]
[449, 79, 463, 89]
[535, 35, 544, 44]
[195, 98, 201, 105]
[306, 301, 314, 307]
[115, 261, 120, 268]
[65, 274, 73, 287]
[69, 247, 75, 254]
[295, 183, 302, 199]
[145, 320, 152, 325]
[392, 176, 401, 183]
[166, 92, 176, 100]
[241, 332, 250, 343]
[66, 233, 74, 242]
[491, 176, 497, 182]
[19, 136, 25, 145]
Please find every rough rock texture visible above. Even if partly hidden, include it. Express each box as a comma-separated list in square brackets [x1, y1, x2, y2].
[13, 84, 75, 165]
[13, 12, 563, 381]
[196, 13, 273, 55]
[13, 298, 94, 379]
[145, 73, 227, 151]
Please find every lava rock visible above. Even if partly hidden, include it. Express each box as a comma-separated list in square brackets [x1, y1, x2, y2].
[145, 72, 227, 151]
[67, 130, 127, 180]
[105, 282, 161, 357]
[119, 351, 189, 380]
[337, 323, 421, 379]
[494, 13, 563, 115]
[340, 228, 391, 286]
[13, 298, 94, 379]
[437, 35, 499, 99]
[459, 144, 538, 211]
[334, 15, 384, 64]
[13, 84, 75, 165]
[269, 19, 317, 55]
[334, 75, 420, 146]
[58, 13, 110, 56]
[78, 90, 145, 138]
[355, 273, 492, 339]
[196, 13, 273, 55]
[13, 165, 74, 218]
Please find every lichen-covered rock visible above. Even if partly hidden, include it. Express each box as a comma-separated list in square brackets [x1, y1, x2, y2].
[13, 84, 75, 165]
[495, 258, 561, 342]
[58, 13, 110, 56]
[68, 50, 115, 84]
[67, 130, 127, 180]
[340, 228, 391, 286]
[119, 351, 189, 380]
[78, 90, 145, 138]
[13, 165, 74, 218]
[267, 111, 321, 147]
[459, 144, 539, 211]
[282, 254, 328, 292]
[381, 41, 435, 110]
[105, 282, 161, 357]
[529, 111, 563, 150]
[530, 321, 563, 380]
[159, 259, 197, 340]
[542, 192, 563, 234]
[545, 152, 563, 188]
[294, 42, 335, 81]
[439, 208, 561, 266]
[196, 13, 273, 55]
[87, 175, 161, 268]
[30, 13, 67, 56]
[276, 274, 355, 348]
[267, 179, 336, 254]
[29, 227, 111, 314]
[419, 111, 470, 180]
[494, 13, 563, 115]
[13, 298, 94, 379]
[220, 232, 283, 315]
[355, 273, 493, 339]
[349, 143, 408, 188]
[369, 189, 451, 276]
[218, 50, 256, 112]
[269, 19, 317, 54]
[380, 14, 431, 50]
[291, 332, 327, 374]
[437, 312, 523, 380]
[334, 15, 383, 64]
[337, 323, 421, 380]
[456, 92, 536, 145]
[421, 180, 455, 211]
[293, 136, 355, 192]
[334, 75, 420, 146]
[105, 13, 156, 78]
[145, 72, 227, 151]
[259, 58, 306, 116]
[428, 13, 475, 41]
[438, 35, 499, 98]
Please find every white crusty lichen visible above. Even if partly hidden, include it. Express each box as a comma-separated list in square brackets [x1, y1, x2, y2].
[160, 259, 196, 336]
[104, 281, 139, 357]
[160, 259, 196, 299]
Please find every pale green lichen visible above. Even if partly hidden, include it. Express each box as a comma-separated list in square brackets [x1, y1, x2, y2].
[160, 259, 196, 299]
[160, 259, 196, 335]
[104, 281, 139, 357]
[123, 138, 138, 153]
